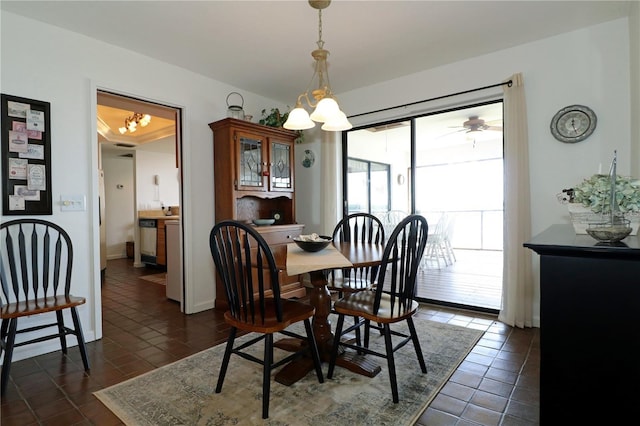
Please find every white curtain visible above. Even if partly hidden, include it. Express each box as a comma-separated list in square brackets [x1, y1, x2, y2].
[320, 131, 342, 235]
[498, 73, 534, 328]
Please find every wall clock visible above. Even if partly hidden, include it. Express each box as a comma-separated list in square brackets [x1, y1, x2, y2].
[550, 105, 597, 143]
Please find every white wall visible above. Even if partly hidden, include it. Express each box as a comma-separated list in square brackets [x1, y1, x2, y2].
[135, 139, 179, 210]
[0, 11, 289, 361]
[103, 153, 134, 259]
[295, 17, 635, 327]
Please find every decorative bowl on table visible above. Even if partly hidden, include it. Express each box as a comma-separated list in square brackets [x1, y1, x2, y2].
[586, 219, 632, 243]
[292, 234, 333, 252]
[253, 218, 275, 226]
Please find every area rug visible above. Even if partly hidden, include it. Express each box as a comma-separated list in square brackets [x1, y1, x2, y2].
[94, 317, 482, 425]
[139, 273, 166, 285]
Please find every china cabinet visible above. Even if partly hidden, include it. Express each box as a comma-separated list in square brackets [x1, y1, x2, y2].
[209, 118, 305, 310]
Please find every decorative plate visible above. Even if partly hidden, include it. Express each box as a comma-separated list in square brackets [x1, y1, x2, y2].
[302, 149, 315, 168]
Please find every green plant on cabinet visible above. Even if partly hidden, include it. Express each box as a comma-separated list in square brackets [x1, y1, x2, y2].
[259, 108, 304, 144]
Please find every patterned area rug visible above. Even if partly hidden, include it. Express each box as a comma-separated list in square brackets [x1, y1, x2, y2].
[94, 316, 483, 425]
[139, 273, 166, 285]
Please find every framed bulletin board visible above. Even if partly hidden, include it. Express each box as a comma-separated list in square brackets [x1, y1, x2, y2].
[1, 93, 52, 215]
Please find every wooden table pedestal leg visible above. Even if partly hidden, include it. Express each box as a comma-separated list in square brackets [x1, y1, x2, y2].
[274, 271, 332, 385]
[274, 270, 380, 385]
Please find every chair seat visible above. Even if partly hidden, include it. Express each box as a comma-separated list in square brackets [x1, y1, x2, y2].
[224, 299, 315, 334]
[1, 295, 86, 319]
[333, 291, 419, 323]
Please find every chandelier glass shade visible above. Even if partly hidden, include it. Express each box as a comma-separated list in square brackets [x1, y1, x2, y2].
[283, 0, 352, 132]
[119, 112, 151, 134]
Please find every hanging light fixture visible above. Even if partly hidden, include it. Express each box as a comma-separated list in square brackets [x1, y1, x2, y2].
[119, 112, 152, 134]
[283, 0, 352, 132]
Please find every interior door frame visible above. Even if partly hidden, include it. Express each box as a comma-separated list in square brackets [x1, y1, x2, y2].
[90, 83, 187, 340]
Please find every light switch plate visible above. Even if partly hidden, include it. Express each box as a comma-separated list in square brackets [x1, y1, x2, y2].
[60, 194, 86, 212]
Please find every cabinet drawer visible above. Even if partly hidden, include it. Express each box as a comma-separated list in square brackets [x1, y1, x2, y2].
[256, 224, 304, 247]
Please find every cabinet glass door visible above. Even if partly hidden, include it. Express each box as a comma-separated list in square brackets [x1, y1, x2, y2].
[270, 141, 293, 191]
[237, 133, 265, 189]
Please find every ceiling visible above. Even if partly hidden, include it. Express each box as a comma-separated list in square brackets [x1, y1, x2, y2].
[97, 92, 177, 147]
[2, 1, 633, 148]
[2, 1, 632, 104]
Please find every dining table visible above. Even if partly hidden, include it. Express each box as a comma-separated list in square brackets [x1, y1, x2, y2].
[271, 240, 386, 386]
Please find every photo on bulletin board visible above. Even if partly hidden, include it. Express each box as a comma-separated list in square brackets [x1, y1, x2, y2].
[1, 93, 52, 215]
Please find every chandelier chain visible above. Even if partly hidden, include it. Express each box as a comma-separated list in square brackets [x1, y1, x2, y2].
[316, 9, 324, 50]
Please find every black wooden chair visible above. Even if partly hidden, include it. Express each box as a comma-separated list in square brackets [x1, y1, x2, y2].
[328, 212, 386, 296]
[328, 213, 386, 346]
[327, 214, 429, 403]
[0, 219, 90, 396]
[209, 220, 324, 419]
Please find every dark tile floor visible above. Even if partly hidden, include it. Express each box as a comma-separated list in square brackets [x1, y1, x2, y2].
[1, 258, 539, 425]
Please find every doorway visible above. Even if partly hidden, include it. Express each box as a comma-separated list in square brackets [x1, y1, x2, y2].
[343, 101, 503, 312]
[96, 90, 184, 310]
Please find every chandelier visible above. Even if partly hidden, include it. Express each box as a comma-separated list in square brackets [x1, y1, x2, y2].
[119, 112, 151, 134]
[283, 0, 352, 132]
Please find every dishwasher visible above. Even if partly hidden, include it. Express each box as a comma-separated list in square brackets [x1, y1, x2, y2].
[139, 219, 157, 265]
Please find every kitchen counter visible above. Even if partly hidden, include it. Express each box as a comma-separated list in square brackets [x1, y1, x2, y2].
[139, 214, 181, 220]
[138, 209, 180, 220]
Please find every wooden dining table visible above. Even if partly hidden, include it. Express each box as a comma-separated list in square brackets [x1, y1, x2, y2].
[271, 241, 386, 386]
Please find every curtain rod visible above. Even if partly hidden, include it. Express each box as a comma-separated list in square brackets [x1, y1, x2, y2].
[347, 79, 513, 119]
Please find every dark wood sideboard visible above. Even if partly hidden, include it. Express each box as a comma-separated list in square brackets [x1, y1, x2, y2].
[524, 224, 640, 423]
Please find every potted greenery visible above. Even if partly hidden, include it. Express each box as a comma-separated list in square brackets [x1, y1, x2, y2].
[259, 108, 304, 144]
[560, 174, 640, 234]
[570, 174, 640, 214]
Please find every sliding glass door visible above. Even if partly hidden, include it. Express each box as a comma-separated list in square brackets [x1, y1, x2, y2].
[346, 158, 390, 214]
[343, 101, 504, 312]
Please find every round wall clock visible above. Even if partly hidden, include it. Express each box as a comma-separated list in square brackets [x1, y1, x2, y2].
[550, 104, 597, 143]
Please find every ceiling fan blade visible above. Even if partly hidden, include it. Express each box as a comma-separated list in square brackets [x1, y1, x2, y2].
[435, 128, 467, 139]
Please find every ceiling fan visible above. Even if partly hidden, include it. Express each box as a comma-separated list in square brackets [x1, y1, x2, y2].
[436, 115, 502, 141]
[458, 116, 502, 133]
